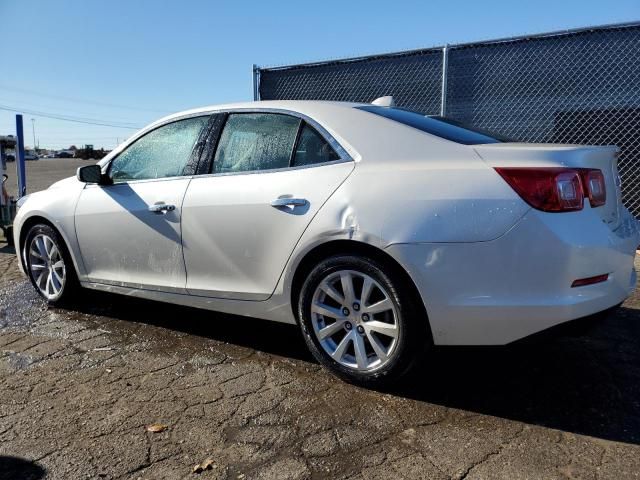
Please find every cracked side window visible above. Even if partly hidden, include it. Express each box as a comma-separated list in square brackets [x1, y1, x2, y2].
[213, 113, 300, 173]
[109, 116, 208, 182]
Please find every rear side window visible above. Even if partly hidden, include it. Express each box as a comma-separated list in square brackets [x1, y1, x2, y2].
[357, 105, 502, 145]
[292, 124, 340, 167]
[213, 113, 300, 173]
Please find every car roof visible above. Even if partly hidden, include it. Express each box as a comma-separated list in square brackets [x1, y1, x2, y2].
[99, 100, 372, 167]
[101, 100, 464, 168]
[153, 100, 368, 125]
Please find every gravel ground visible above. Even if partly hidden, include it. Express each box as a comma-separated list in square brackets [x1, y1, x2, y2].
[1, 160, 640, 479]
[1, 248, 640, 479]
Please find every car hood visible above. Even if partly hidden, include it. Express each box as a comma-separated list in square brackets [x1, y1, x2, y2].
[49, 175, 79, 189]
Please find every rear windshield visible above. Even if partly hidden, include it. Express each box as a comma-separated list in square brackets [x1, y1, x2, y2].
[356, 105, 503, 145]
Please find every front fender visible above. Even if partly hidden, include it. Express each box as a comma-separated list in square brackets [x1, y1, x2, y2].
[13, 184, 86, 279]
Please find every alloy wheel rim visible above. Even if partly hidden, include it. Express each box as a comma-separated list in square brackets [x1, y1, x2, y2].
[28, 234, 66, 300]
[310, 269, 400, 372]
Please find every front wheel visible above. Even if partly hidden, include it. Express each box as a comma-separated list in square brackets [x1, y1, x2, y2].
[24, 224, 79, 304]
[298, 254, 428, 387]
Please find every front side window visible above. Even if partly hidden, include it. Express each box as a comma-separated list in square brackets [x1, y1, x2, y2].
[292, 124, 340, 167]
[213, 113, 300, 173]
[109, 116, 208, 182]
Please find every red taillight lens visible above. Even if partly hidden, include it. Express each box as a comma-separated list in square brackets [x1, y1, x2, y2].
[495, 167, 607, 212]
[571, 274, 609, 288]
[495, 168, 584, 212]
[579, 169, 606, 207]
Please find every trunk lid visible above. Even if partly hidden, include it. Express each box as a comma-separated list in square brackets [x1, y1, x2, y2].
[474, 143, 622, 230]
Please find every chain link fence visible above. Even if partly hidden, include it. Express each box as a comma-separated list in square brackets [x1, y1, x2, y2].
[257, 22, 640, 216]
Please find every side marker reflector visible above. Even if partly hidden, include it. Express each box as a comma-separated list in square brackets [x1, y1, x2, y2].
[571, 274, 609, 288]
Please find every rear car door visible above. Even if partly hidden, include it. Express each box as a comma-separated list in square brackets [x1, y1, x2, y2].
[181, 111, 354, 300]
[75, 115, 210, 292]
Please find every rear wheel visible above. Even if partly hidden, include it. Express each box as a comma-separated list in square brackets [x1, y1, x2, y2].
[298, 254, 428, 387]
[24, 224, 78, 304]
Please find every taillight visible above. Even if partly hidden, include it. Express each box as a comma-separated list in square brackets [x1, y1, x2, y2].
[580, 169, 606, 207]
[495, 167, 606, 213]
[495, 168, 584, 212]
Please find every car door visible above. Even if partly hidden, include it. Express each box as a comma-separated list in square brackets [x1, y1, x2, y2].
[181, 111, 355, 300]
[75, 115, 210, 292]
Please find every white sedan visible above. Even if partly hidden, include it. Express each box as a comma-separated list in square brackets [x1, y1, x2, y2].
[13, 99, 639, 386]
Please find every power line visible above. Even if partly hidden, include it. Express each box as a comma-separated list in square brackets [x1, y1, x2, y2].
[0, 103, 142, 129]
[0, 96, 144, 124]
[0, 84, 170, 114]
[0, 102, 141, 127]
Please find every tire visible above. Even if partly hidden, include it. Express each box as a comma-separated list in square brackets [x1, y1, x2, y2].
[23, 223, 79, 305]
[298, 254, 428, 387]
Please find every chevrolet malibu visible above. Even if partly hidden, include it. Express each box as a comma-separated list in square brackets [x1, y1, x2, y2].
[13, 99, 639, 386]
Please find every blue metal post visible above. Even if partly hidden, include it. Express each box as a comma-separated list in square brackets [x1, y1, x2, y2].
[0, 143, 4, 208]
[15, 114, 26, 198]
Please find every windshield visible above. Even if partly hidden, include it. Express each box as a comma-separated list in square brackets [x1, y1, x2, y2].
[357, 105, 505, 145]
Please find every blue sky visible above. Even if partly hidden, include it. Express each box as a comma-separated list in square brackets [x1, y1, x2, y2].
[0, 0, 638, 150]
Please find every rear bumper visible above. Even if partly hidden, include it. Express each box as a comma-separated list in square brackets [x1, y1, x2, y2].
[511, 304, 622, 343]
[386, 207, 639, 345]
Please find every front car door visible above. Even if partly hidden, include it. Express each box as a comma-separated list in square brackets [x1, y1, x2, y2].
[75, 115, 210, 292]
[181, 110, 354, 300]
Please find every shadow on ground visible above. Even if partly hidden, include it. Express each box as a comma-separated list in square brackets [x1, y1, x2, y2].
[0, 244, 14, 254]
[60, 287, 640, 447]
[399, 306, 640, 446]
[68, 288, 314, 362]
[0, 456, 46, 480]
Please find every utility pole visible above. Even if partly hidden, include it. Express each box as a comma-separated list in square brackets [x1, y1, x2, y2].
[31, 118, 36, 152]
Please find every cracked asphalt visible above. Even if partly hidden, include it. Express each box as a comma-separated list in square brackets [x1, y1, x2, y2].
[1, 245, 640, 479]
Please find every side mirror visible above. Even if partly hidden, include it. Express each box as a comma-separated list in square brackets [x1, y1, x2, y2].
[77, 165, 110, 185]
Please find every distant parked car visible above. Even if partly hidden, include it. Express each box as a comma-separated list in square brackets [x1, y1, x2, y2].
[24, 151, 39, 161]
[4, 154, 15, 162]
[55, 151, 74, 158]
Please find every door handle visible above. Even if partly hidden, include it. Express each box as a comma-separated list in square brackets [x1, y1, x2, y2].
[148, 203, 176, 214]
[270, 197, 307, 208]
